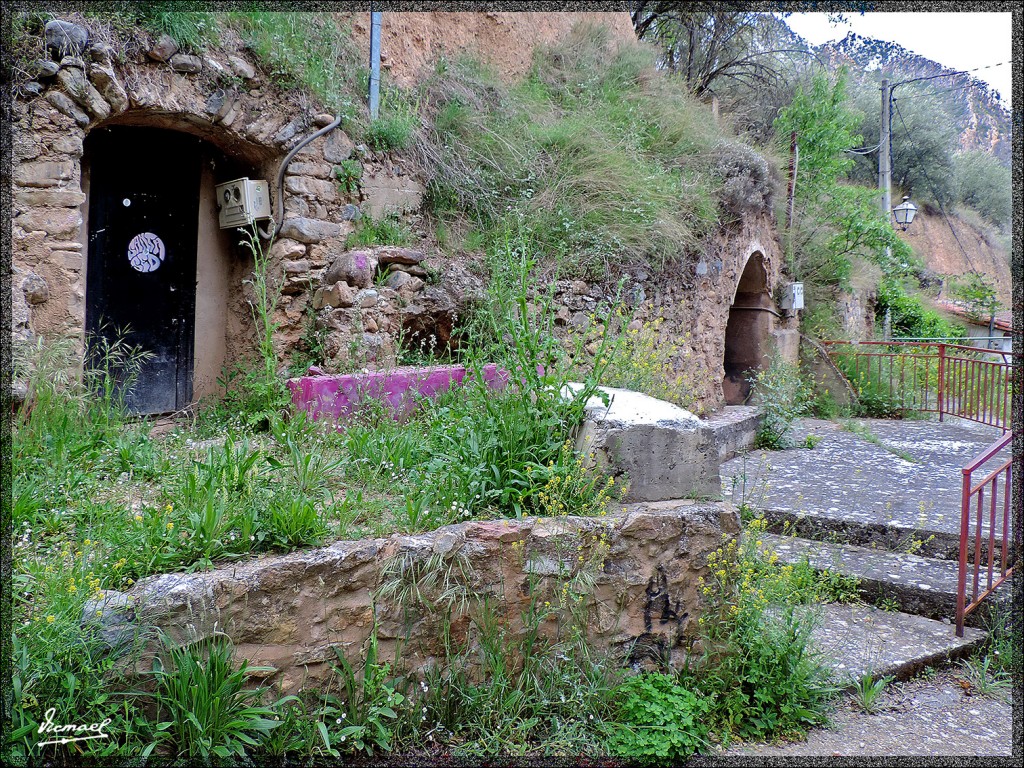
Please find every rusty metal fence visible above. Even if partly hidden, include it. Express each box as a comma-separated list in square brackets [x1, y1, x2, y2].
[822, 340, 1011, 430]
[956, 431, 1014, 636]
[822, 340, 1014, 635]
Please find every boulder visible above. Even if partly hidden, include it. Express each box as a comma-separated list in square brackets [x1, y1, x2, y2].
[147, 35, 179, 63]
[169, 53, 202, 73]
[88, 65, 128, 113]
[45, 20, 90, 57]
[33, 59, 60, 79]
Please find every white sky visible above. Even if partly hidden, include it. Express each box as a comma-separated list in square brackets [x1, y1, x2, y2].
[782, 12, 1013, 107]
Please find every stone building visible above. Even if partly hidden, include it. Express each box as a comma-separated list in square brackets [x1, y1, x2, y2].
[9, 12, 798, 416]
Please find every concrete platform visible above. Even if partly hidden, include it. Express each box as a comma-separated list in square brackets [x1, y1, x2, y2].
[722, 417, 1009, 560]
[808, 603, 987, 685]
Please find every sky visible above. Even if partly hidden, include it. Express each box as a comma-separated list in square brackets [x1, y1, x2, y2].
[782, 12, 1014, 107]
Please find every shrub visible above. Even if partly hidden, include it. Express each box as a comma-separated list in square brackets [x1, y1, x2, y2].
[748, 356, 809, 449]
[687, 521, 837, 743]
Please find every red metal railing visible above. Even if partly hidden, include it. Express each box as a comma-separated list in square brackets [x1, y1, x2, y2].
[956, 431, 1014, 636]
[822, 340, 1011, 430]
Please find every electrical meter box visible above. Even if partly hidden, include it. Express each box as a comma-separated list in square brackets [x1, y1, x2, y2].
[780, 282, 804, 311]
[215, 178, 271, 229]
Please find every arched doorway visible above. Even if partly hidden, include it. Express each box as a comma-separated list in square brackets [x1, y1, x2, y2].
[83, 124, 262, 414]
[722, 251, 773, 404]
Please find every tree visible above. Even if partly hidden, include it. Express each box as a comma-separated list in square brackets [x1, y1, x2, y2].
[953, 150, 1011, 229]
[773, 70, 915, 287]
[629, 4, 815, 98]
[946, 272, 1001, 320]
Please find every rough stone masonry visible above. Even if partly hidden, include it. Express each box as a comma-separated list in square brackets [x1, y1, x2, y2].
[88, 500, 739, 693]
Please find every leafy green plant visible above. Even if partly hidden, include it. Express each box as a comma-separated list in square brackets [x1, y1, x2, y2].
[607, 673, 710, 761]
[347, 213, 412, 248]
[687, 520, 837, 743]
[317, 631, 409, 756]
[234, 224, 291, 430]
[852, 671, 892, 713]
[334, 158, 363, 195]
[149, 637, 288, 762]
[748, 355, 809, 449]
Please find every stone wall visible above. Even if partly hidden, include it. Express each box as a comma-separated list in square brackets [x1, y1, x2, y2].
[10, 18, 422, 387]
[92, 500, 738, 694]
[11, 15, 795, 414]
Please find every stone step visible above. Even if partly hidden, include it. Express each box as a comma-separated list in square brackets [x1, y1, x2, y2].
[808, 602, 987, 686]
[761, 533, 1009, 626]
[756, 506, 1007, 565]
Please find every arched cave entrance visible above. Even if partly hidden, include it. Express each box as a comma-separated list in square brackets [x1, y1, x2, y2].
[82, 123, 265, 414]
[722, 251, 773, 405]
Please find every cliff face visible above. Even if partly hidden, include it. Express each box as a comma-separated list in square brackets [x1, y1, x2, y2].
[336, 11, 637, 86]
[817, 33, 1011, 164]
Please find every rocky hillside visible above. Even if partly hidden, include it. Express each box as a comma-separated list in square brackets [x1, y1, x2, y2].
[815, 32, 1011, 164]
[899, 209, 1012, 306]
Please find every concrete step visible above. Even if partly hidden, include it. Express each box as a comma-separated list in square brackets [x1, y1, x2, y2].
[761, 533, 1010, 626]
[808, 603, 987, 686]
[702, 405, 762, 463]
[756, 506, 1007, 565]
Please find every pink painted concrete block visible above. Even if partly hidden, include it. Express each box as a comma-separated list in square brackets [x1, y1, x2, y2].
[288, 364, 509, 423]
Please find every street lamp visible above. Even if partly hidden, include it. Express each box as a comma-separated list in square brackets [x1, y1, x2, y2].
[892, 196, 918, 231]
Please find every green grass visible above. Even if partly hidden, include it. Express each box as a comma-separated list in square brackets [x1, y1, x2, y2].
[841, 419, 918, 462]
[413, 22, 745, 279]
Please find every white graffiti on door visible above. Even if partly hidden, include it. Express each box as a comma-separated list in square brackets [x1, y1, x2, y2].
[127, 232, 165, 273]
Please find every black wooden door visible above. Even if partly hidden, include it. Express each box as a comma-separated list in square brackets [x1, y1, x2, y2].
[85, 127, 201, 415]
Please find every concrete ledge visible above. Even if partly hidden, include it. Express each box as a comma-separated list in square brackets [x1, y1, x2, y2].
[702, 405, 763, 462]
[572, 386, 721, 502]
[810, 603, 987, 685]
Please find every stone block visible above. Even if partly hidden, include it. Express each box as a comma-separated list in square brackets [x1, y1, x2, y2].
[571, 385, 721, 502]
[377, 246, 425, 266]
[15, 188, 86, 209]
[56, 66, 110, 120]
[14, 160, 74, 188]
[286, 161, 333, 179]
[45, 91, 90, 127]
[15, 207, 82, 237]
[279, 217, 343, 244]
[284, 175, 337, 200]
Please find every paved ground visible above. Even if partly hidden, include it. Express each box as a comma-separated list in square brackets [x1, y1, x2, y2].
[722, 416, 1010, 557]
[715, 416, 1017, 758]
[719, 670, 1014, 757]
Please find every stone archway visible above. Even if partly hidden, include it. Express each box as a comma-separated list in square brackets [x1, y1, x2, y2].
[80, 118, 270, 412]
[722, 251, 773, 405]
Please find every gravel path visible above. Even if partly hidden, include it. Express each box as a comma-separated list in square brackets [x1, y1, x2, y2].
[719, 670, 1014, 757]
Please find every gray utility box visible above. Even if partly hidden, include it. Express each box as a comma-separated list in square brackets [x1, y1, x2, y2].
[215, 177, 271, 229]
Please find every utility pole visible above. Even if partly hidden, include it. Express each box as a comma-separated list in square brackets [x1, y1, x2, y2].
[369, 11, 382, 119]
[879, 78, 891, 218]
